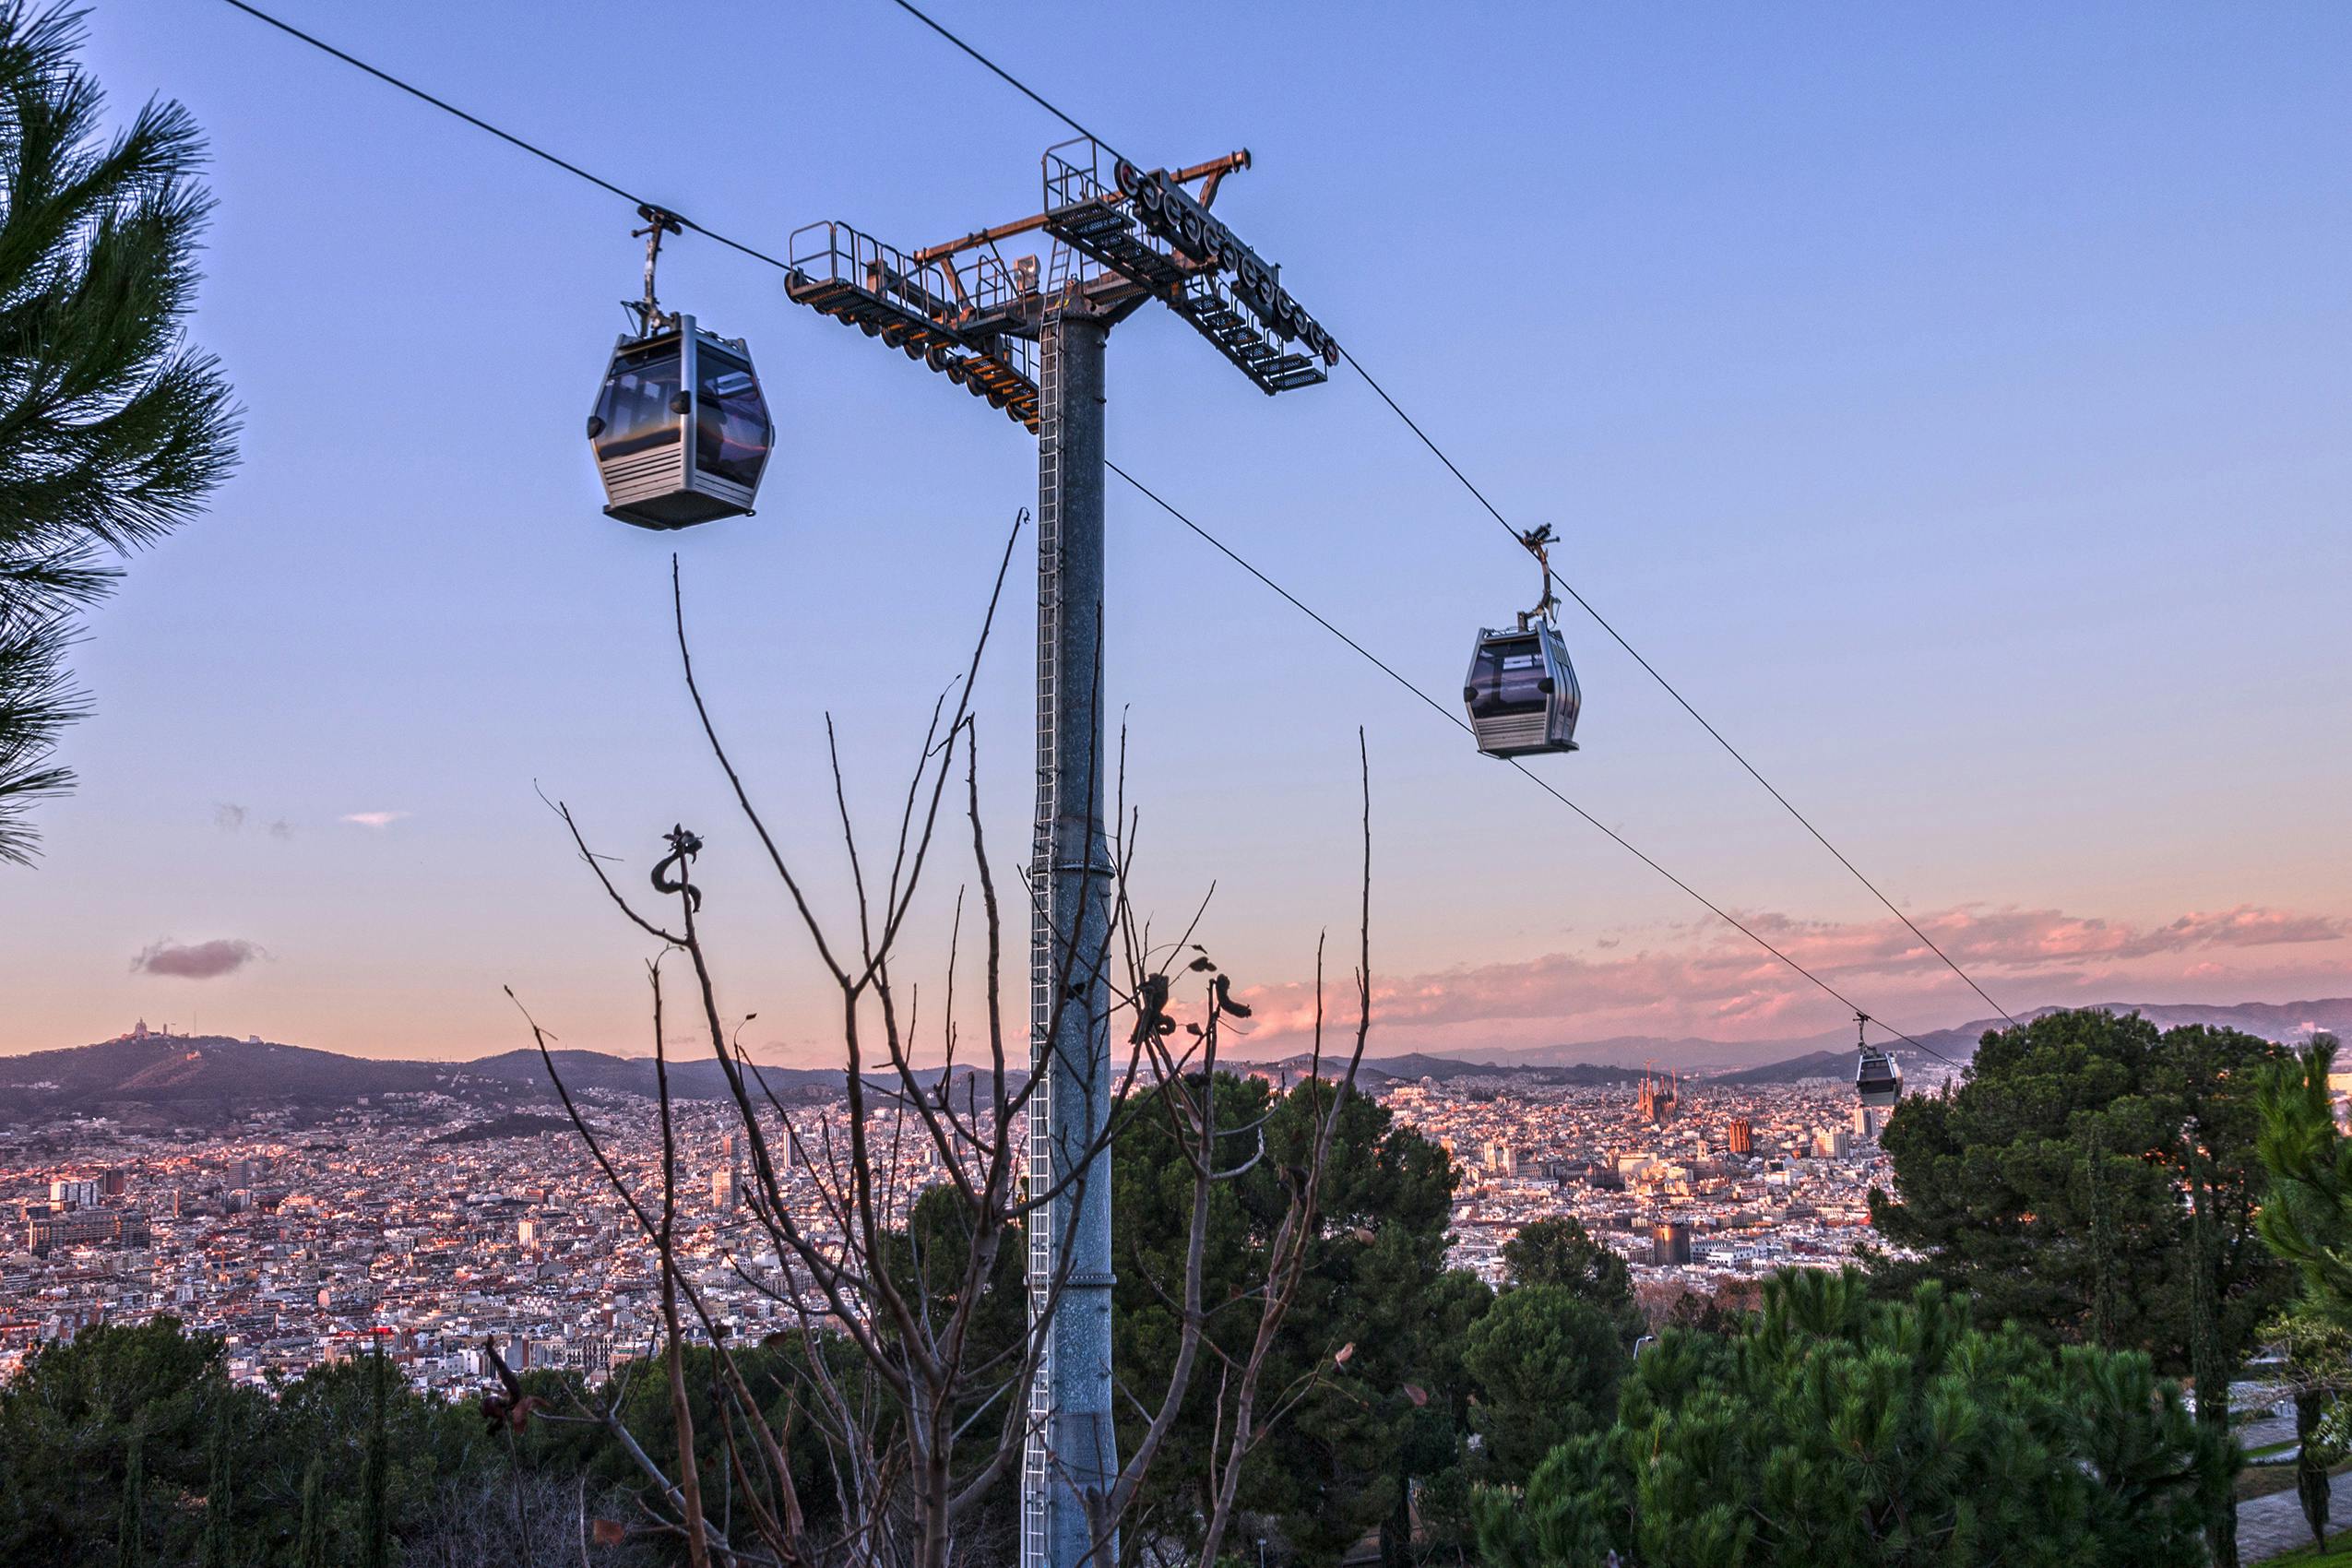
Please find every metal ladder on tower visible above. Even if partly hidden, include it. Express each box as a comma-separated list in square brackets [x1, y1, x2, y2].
[1021, 232, 1078, 1568]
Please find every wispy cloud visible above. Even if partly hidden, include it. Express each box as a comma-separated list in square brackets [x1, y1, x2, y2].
[339, 811, 410, 829]
[131, 938, 265, 980]
[267, 819, 294, 840]
[1232, 902, 2352, 1047]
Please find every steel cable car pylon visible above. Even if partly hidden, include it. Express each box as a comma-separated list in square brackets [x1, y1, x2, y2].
[776, 138, 1336, 1568]
[1464, 524, 1583, 757]
[1021, 244, 1121, 1568]
[587, 206, 774, 529]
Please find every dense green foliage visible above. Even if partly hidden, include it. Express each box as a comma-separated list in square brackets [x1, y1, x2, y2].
[1501, 1216, 1637, 1321]
[1869, 1009, 2288, 1565]
[198, 1405, 233, 1567]
[1460, 1284, 1627, 1479]
[0, 1322, 499, 1566]
[113, 1431, 142, 1568]
[1871, 1008, 2286, 1362]
[2257, 1037, 2352, 1329]
[0, 3, 236, 862]
[1474, 1267, 2227, 1568]
[1112, 1073, 1483, 1563]
[2254, 1036, 2352, 1549]
[295, 1455, 327, 1568]
[526, 1332, 858, 1554]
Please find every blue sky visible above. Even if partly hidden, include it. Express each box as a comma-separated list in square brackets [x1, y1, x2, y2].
[6, 1, 2348, 1062]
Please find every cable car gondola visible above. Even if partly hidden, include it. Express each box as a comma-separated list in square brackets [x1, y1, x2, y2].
[587, 207, 773, 530]
[1464, 525, 1582, 757]
[1854, 1012, 1902, 1110]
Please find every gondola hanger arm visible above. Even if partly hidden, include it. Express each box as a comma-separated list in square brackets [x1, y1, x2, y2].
[1515, 524, 1561, 632]
[627, 204, 684, 337]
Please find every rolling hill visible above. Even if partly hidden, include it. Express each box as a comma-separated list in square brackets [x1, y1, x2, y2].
[0, 1035, 935, 1123]
[6, 997, 2342, 1124]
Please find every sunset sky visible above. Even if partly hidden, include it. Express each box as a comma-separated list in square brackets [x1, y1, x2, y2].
[4, 2, 2346, 1063]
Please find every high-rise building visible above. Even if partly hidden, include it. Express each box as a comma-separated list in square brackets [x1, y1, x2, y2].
[1726, 1119, 1754, 1156]
[27, 1209, 149, 1252]
[49, 1178, 99, 1207]
[1812, 1128, 1852, 1159]
[1851, 1107, 1880, 1141]
[1650, 1221, 1693, 1266]
[712, 1165, 741, 1211]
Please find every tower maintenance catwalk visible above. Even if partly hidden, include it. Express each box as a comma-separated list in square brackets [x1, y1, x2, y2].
[781, 137, 1337, 1568]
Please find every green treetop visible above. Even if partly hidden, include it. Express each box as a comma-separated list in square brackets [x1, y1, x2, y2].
[0, 3, 236, 863]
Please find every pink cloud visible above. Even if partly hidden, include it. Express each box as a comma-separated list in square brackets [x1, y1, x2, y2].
[1232, 902, 2352, 1049]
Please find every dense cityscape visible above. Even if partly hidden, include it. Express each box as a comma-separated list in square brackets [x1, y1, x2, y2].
[0, 1022, 1928, 1391]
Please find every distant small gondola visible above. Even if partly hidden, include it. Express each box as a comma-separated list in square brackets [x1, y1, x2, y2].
[586, 206, 772, 530]
[1856, 1047, 1902, 1109]
[1853, 1012, 1902, 1108]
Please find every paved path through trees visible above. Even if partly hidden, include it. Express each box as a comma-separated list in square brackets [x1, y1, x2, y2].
[2242, 1469, 2352, 1562]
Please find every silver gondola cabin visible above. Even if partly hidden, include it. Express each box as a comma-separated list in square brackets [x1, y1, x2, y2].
[1463, 622, 1581, 757]
[1857, 1047, 1902, 1109]
[1853, 1013, 1902, 1109]
[588, 315, 771, 529]
[587, 207, 772, 529]
[1465, 525, 1583, 757]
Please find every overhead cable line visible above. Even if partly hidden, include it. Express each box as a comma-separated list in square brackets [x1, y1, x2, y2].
[1108, 461, 1964, 1067]
[217, 0, 794, 272]
[884, 0, 1129, 167]
[208, 0, 1971, 1067]
[872, 0, 2016, 1032]
[1336, 346, 2015, 1028]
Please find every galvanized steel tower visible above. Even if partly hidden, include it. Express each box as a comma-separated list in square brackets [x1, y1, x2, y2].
[783, 138, 1335, 1568]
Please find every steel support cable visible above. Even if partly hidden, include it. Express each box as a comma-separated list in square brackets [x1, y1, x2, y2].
[217, 0, 796, 273]
[885, 0, 1131, 168]
[1336, 346, 2016, 1028]
[209, 0, 1973, 1070]
[873, 0, 2017, 1035]
[1106, 460, 1966, 1069]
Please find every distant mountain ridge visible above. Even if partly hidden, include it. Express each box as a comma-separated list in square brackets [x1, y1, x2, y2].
[6, 997, 2342, 1122]
[1710, 1050, 1860, 1087]
[0, 1035, 976, 1123]
[1691, 998, 2352, 1087]
[1332, 998, 2352, 1078]
[1258, 1051, 1648, 1088]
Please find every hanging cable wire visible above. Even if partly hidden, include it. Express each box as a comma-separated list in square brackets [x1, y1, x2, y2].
[216, 0, 794, 272]
[206, 0, 1978, 1068]
[1337, 346, 2016, 1027]
[1108, 461, 1967, 1067]
[884, 0, 1130, 167]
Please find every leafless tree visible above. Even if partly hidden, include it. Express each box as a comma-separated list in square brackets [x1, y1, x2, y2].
[513, 515, 1375, 1568]
[404, 1470, 659, 1568]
